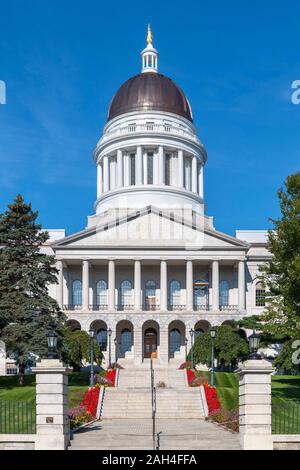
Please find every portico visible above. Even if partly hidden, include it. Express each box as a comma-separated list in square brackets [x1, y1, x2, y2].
[56, 257, 246, 314]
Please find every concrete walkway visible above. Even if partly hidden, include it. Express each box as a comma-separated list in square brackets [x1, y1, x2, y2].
[69, 418, 241, 450]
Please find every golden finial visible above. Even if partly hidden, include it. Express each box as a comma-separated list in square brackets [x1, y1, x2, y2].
[147, 23, 153, 45]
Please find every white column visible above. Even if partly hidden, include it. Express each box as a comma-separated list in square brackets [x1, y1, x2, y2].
[158, 145, 164, 185]
[82, 260, 89, 311]
[117, 149, 123, 188]
[108, 260, 115, 311]
[136, 145, 143, 185]
[186, 260, 193, 311]
[192, 155, 197, 193]
[160, 260, 167, 311]
[198, 164, 204, 198]
[57, 260, 64, 309]
[178, 150, 184, 188]
[236, 359, 275, 450]
[97, 163, 103, 198]
[238, 260, 246, 311]
[134, 260, 142, 311]
[212, 260, 219, 312]
[103, 155, 109, 192]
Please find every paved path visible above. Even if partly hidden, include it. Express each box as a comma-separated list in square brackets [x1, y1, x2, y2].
[69, 418, 241, 450]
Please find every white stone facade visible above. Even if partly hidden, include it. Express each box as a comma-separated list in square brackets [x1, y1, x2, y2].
[43, 34, 271, 366]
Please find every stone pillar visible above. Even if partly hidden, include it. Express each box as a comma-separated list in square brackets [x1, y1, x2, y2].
[57, 260, 64, 309]
[134, 325, 143, 365]
[97, 163, 103, 198]
[178, 150, 184, 188]
[160, 260, 167, 311]
[33, 359, 72, 450]
[236, 359, 275, 450]
[136, 146, 143, 185]
[159, 328, 169, 365]
[192, 156, 197, 193]
[82, 260, 89, 311]
[0, 340, 6, 376]
[134, 260, 142, 311]
[212, 260, 219, 311]
[158, 145, 164, 185]
[103, 155, 109, 192]
[238, 260, 246, 312]
[117, 149, 123, 188]
[186, 260, 193, 311]
[108, 260, 115, 311]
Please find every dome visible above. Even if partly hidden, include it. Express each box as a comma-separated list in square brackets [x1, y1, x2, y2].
[107, 72, 193, 122]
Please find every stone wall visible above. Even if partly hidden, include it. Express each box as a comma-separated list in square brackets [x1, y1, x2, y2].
[0, 434, 36, 450]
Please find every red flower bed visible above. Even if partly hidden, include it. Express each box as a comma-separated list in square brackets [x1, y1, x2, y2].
[105, 369, 117, 386]
[186, 368, 196, 385]
[203, 383, 221, 415]
[80, 386, 100, 418]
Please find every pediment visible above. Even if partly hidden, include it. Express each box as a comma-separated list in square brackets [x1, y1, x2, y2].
[52, 206, 248, 250]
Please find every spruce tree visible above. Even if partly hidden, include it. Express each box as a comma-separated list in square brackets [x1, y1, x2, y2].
[0, 195, 65, 385]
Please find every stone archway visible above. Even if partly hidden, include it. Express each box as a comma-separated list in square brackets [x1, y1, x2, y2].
[66, 319, 81, 332]
[90, 320, 108, 352]
[116, 320, 134, 359]
[142, 320, 160, 360]
[168, 320, 186, 360]
[194, 320, 211, 338]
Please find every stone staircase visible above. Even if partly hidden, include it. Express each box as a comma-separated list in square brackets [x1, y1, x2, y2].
[101, 365, 204, 420]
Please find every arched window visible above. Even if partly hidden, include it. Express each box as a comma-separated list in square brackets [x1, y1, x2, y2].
[219, 280, 229, 307]
[97, 328, 107, 351]
[145, 280, 156, 310]
[120, 280, 132, 308]
[255, 281, 266, 307]
[169, 280, 181, 307]
[194, 280, 209, 308]
[96, 280, 107, 307]
[72, 280, 82, 306]
[120, 328, 132, 354]
[170, 328, 181, 354]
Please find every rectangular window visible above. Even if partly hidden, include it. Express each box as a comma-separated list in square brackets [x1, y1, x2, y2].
[147, 152, 153, 184]
[130, 154, 135, 185]
[146, 122, 154, 131]
[165, 154, 171, 186]
[128, 123, 136, 132]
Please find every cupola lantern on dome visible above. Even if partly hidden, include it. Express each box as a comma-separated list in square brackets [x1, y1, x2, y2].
[141, 24, 158, 73]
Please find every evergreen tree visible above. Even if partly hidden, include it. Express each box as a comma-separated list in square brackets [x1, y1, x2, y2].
[0, 195, 65, 384]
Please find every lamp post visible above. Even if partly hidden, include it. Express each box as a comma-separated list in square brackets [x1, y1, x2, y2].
[248, 330, 261, 360]
[88, 328, 95, 387]
[108, 328, 112, 369]
[189, 328, 194, 369]
[184, 337, 188, 362]
[114, 337, 118, 364]
[210, 328, 216, 386]
[46, 331, 58, 359]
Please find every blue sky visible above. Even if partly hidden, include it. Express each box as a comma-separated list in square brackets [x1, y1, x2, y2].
[0, 0, 299, 236]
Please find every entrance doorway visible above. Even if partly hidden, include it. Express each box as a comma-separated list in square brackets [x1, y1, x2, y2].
[144, 328, 158, 359]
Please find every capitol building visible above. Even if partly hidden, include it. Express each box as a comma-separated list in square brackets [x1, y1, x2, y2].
[44, 27, 270, 366]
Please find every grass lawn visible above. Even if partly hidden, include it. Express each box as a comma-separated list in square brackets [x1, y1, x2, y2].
[0, 371, 105, 433]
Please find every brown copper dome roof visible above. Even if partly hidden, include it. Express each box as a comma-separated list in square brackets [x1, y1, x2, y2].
[108, 72, 192, 122]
